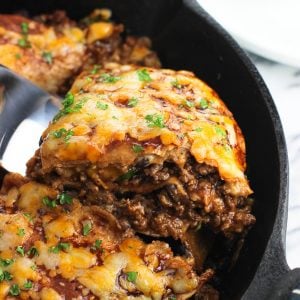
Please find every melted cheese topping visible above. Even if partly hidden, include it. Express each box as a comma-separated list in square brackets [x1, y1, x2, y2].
[0, 176, 199, 299]
[41, 63, 252, 196]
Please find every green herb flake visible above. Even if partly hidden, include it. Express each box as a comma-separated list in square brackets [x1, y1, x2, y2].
[169, 296, 177, 300]
[0, 258, 15, 267]
[215, 126, 227, 138]
[199, 98, 209, 109]
[16, 246, 25, 257]
[127, 97, 138, 107]
[0, 270, 13, 282]
[83, 221, 92, 236]
[23, 280, 33, 289]
[9, 284, 20, 296]
[18, 38, 30, 48]
[171, 79, 182, 89]
[126, 271, 138, 283]
[49, 242, 70, 254]
[52, 128, 74, 143]
[42, 51, 53, 64]
[132, 144, 143, 153]
[95, 239, 102, 249]
[17, 228, 25, 237]
[30, 264, 37, 271]
[23, 213, 33, 223]
[58, 193, 73, 205]
[118, 168, 136, 181]
[137, 69, 152, 82]
[42, 196, 57, 208]
[20, 22, 29, 35]
[112, 116, 118, 120]
[194, 127, 202, 133]
[145, 114, 165, 128]
[91, 64, 101, 75]
[62, 92, 75, 108]
[15, 53, 22, 59]
[27, 247, 39, 257]
[96, 102, 109, 110]
[182, 99, 194, 108]
[100, 73, 121, 83]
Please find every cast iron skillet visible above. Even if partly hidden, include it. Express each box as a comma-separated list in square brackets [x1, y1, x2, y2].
[0, 0, 298, 299]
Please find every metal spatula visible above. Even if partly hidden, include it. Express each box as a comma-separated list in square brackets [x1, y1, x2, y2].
[0, 65, 52, 182]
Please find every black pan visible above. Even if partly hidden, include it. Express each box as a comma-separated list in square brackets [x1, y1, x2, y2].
[0, 0, 297, 299]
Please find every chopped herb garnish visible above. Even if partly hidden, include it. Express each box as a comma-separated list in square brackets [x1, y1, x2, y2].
[49, 242, 70, 254]
[42, 196, 57, 208]
[112, 116, 118, 120]
[91, 239, 102, 251]
[199, 98, 209, 109]
[85, 76, 93, 83]
[9, 284, 20, 296]
[0, 258, 15, 267]
[215, 126, 226, 138]
[126, 271, 138, 283]
[223, 144, 232, 153]
[58, 193, 73, 205]
[83, 221, 92, 236]
[91, 64, 101, 75]
[23, 213, 33, 222]
[145, 114, 165, 128]
[137, 69, 152, 82]
[42, 51, 53, 64]
[27, 247, 39, 257]
[21, 22, 29, 35]
[132, 144, 143, 153]
[171, 79, 182, 89]
[18, 38, 30, 48]
[0, 270, 13, 282]
[52, 92, 75, 122]
[96, 102, 109, 110]
[100, 73, 120, 83]
[127, 97, 138, 107]
[52, 128, 74, 143]
[16, 246, 25, 256]
[30, 264, 37, 271]
[169, 296, 177, 300]
[23, 280, 33, 289]
[17, 228, 25, 237]
[195, 127, 202, 133]
[182, 99, 194, 108]
[118, 168, 136, 181]
[15, 53, 21, 59]
[62, 92, 74, 107]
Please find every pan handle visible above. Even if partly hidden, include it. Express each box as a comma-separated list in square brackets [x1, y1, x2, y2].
[268, 268, 300, 299]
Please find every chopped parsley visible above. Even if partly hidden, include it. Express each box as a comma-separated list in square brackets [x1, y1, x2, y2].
[194, 127, 202, 133]
[58, 193, 73, 205]
[0, 269, 13, 282]
[9, 284, 20, 296]
[145, 114, 165, 128]
[126, 271, 138, 283]
[118, 168, 136, 181]
[83, 221, 92, 236]
[137, 69, 152, 82]
[27, 247, 39, 257]
[85, 76, 93, 83]
[171, 79, 182, 89]
[132, 144, 143, 153]
[169, 296, 176, 300]
[100, 73, 121, 83]
[215, 126, 227, 138]
[18, 38, 30, 48]
[49, 242, 70, 254]
[21, 22, 29, 35]
[15, 53, 21, 59]
[30, 264, 37, 271]
[23, 280, 33, 289]
[42, 51, 53, 64]
[42, 196, 57, 208]
[0, 258, 15, 267]
[199, 98, 209, 109]
[23, 212, 33, 222]
[52, 128, 74, 143]
[96, 102, 109, 110]
[17, 228, 25, 237]
[182, 99, 194, 108]
[91, 64, 101, 74]
[16, 246, 25, 257]
[127, 97, 138, 107]
[62, 92, 74, 107]
[93, 239, 102, 250]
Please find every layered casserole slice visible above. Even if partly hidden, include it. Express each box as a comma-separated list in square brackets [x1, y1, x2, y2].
[27, 63, 255, 240]
[0, 173, 210, 299]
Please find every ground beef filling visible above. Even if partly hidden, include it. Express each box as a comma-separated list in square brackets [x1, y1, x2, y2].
[27, 153, 255, 240]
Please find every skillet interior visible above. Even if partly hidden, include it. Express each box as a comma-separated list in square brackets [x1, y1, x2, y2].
[0, 0, 288, 299]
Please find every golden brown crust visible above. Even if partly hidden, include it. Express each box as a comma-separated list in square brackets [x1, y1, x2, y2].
[40, 63, 252, 197]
